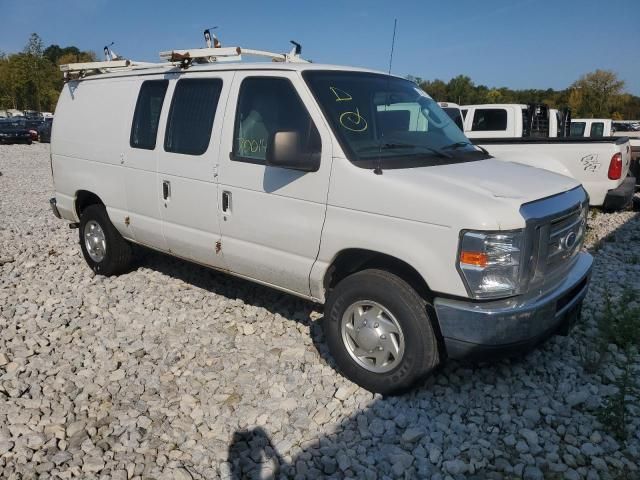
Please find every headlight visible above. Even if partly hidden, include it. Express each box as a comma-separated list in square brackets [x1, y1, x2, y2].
[458, 230, 524, 299]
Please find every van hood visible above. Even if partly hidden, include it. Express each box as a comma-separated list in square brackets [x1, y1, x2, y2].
[330, 157, 582, 231]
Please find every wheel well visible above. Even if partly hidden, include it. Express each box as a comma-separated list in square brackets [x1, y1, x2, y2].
[324, 249, 432, 301]
[75, 190, 103, 218]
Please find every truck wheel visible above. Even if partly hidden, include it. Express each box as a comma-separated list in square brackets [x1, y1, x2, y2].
[324, 269, 440, 395]
[79, 204, 132, 276]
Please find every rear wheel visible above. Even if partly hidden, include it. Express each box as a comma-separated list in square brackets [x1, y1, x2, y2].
[79, 204, 132, 276]
[324, 269, 440, 394]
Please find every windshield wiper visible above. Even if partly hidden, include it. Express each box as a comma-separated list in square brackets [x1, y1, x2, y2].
[359, 143, 452, 158]
[443, 141, 490, 155]
[359, 142, 416, 151]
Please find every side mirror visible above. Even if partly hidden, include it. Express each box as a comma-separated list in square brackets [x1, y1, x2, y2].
[266, 131, 320, 172]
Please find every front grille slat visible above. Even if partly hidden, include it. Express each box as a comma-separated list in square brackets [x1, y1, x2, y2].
[544, 206, 584, 273]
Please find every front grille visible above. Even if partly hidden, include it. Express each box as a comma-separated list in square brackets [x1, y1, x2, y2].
[546, 206, 584, 270]
[520, 187, 588, 294]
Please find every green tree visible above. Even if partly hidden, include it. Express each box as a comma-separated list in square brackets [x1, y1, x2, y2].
[420, 79, 448, 101]
[572, 69, 625, 117]
[447, 75, 475, 105]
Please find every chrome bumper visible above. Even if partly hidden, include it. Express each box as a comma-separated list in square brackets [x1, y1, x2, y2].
[434, 252, 593, 360]
[49, 197, 62, 219]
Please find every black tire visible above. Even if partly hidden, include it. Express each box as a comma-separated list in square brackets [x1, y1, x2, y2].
[79, 204, 132, 276]
[324, 269, 440, 395]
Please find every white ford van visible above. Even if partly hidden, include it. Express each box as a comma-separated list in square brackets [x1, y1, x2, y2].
[50, 45, 592, 394]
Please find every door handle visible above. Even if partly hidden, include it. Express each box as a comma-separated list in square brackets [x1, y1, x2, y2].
[222, 190, 231, 213]
[162, 180, 171, 200]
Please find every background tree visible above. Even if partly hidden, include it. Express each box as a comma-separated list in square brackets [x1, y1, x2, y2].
[571, 70, 625, 117]
[0, 34, 95, 112]
[406, 68, 639, 119]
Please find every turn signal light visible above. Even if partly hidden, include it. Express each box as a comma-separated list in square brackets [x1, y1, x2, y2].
[608, 152, 622, 180]
[460, 251, 488, 267]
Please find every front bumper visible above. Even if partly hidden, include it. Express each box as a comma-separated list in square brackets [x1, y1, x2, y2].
[434, 252, 593, 360]
[603, 176, 635, 211]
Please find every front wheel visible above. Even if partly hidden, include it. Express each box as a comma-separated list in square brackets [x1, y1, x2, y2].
[324, 269, 440, 395]
[79, 204, 132, 276]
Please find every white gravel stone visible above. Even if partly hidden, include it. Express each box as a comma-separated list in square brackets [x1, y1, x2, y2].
[1, 143, 639, 479]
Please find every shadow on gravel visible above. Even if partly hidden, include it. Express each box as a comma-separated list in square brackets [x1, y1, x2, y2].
[134, 246, 338, 369]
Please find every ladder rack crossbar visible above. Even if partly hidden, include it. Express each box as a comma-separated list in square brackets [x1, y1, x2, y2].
[60, 60, 131, 73]
[59, 44, 308, 79]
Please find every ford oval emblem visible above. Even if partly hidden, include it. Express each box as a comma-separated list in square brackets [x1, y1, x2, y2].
[563, 231, 578, 250]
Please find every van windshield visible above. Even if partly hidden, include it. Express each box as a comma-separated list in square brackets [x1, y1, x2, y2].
[303, 71, 489, 169]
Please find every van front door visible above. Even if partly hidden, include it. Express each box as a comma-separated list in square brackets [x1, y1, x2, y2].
[156, 73, 231, 268]
[217, 72, 332, 296]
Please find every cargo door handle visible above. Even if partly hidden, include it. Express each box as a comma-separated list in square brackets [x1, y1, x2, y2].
[222, 190, 231, 213]
[162, 180, 171, 200]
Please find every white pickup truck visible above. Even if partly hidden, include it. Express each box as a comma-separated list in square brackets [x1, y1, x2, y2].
[50, 43, 593, 394]
[454, 104, 634, 210]
[571, 118, 640, 182]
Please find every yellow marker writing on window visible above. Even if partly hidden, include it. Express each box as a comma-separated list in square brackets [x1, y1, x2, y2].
[330, 86, 352, 102]
[339, 108, 368, 132]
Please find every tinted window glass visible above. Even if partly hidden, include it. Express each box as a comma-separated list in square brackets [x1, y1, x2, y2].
[165, 78, 222, 155]
[471, 109, 507, 131]
[590, 122, 604, 137]
[130, 80, 168, 149]
[570, 122, 586, 137]
[233, 77, 320, 164]
[442, 107, 464, 130]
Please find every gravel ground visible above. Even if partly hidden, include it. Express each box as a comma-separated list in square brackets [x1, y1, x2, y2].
[1, 143, 639, 480]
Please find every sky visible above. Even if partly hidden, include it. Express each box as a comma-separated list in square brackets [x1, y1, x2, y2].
[1, 0, 639, 94]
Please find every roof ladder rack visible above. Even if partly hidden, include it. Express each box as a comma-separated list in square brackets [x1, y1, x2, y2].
[159, 41, 308, 68]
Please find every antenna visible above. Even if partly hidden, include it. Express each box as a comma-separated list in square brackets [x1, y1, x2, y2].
[374, 18, 398, 176]
[388, 18, 397, 75]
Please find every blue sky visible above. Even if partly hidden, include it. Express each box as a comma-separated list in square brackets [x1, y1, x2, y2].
[2, 0, 639, 94]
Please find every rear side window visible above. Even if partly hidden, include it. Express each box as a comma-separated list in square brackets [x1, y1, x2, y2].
[471, 109, 507, 131]
[590, 122, 604, 137]
[442, 107, 464, 130]
[232, 77, 320, 164]
[130, 80, 168, 149]
[164, 78, 222, 155]
[570, 122, 586, 137]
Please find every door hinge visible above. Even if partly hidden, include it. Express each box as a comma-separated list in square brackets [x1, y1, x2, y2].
[215, 240, 222, 254]
[213, 164, 219, 179]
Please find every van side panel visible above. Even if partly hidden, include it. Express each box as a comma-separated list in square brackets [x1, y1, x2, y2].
[51, 79, 138, 234]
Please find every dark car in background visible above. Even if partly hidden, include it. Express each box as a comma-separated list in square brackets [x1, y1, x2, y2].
[38, 118, 53, 143]
[24, 118, 44, 141]
[0, 118, 33, 144]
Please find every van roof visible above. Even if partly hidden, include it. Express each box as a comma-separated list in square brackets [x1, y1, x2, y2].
[67, 61, 391, 82]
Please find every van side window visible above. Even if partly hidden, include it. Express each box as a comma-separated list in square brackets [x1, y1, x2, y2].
[130, 80, 169, 150]
[164, 78, 222, 155]
[590, 122, 604, 137]
[232, 77, 320, 164]
[471, 109, 507, 131]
